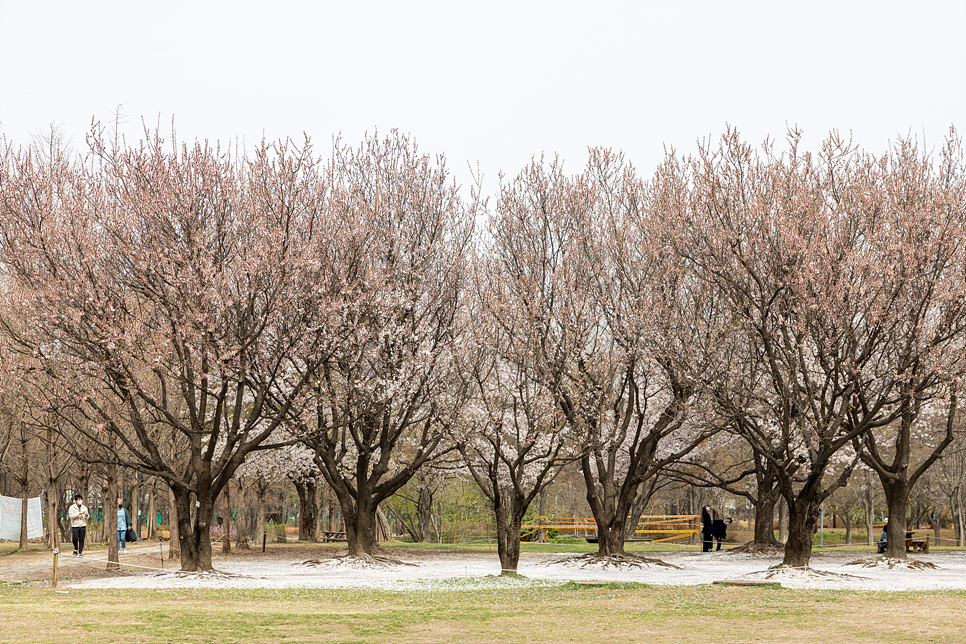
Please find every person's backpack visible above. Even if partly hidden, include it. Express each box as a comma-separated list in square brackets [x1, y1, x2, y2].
[122, 508, 137, 543]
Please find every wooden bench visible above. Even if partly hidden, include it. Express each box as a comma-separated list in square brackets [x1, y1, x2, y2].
[320, 531, 346, 542]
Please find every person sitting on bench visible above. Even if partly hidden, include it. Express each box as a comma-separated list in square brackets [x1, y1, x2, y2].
[877, 519, 888, 554]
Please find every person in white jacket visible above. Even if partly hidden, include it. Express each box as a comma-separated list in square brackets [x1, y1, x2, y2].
[117, 499, 132, 554]
[68, 494, 90, 557]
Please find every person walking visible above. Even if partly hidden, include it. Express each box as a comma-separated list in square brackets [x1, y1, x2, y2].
[68, 494, 89, 557]
[701, 506, 715, 552]
[117, 499, 132, 554]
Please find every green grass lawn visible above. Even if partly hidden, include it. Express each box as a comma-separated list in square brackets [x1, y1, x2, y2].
[2, 581, 965, 644]
[2, 538, 966, 643]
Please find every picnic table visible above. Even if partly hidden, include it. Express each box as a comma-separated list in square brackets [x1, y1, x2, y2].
[905, 530, 929, 553]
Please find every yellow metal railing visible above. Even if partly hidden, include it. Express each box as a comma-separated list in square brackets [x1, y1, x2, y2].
[520, 514, 700, 541]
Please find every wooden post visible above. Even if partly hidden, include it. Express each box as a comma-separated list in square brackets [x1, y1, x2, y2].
[262, 532, 266, 552]
[52, 549, 60, 589]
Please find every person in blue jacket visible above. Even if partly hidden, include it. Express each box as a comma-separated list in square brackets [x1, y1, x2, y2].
[117, 499, 132, 555]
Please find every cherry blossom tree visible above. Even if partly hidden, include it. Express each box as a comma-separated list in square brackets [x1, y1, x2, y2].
[299, 131, 476, 559]
[0, 128, 343, 570]
[665, 128, 966, 568]
[847, 135, 966, 560]
[456, 260, 575, 573]
[490, 151, 718, 564]
[666, 132, 877, 568]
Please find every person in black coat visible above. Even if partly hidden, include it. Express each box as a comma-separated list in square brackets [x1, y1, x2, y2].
[711, 516, 732, 551]
[701, 506, 714, 552]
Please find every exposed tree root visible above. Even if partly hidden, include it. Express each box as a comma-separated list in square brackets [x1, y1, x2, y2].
[843, 556, 939, 570]
[727, 542, 785, 556]
[755, 564, 868, 581]
[297, 554, 418, 569]
[158, 569, 248, 579]
[550, 552, 681, 569]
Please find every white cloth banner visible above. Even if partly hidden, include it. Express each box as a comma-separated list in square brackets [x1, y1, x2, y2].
[0, 495, 44, 541]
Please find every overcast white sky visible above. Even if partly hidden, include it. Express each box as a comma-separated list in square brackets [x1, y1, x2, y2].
[1, 0, 964, 194]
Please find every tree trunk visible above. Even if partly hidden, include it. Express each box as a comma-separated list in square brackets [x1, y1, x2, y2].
[473, 462, 535, 575]
[133, 473, 142, 539]
[294, 478, 319, 542]
[222, 479, 232, 553]
[431, 499, 440, 542]
[780, 499, 818, 567]
[78, 466, 89, 517]
[341, 493, 378, 556]
[324, 486, 335, 531]
[883, 482, 910, 559]
[537, 487, 548, 543]
[255, 487, 267, 544]
[171, 486, 214, 572]
[862, 479, 875, 546]
[147, 479, 157, 540]
[43, 430, 60, 551]
[105, 467, 119, 570]
[19, 492, 28, 551]
[317, 446, 418, 556]
[44, 488, 59, 550]
[313, 486, 322, 542]
[778, 498, 788, 544]
[496, 509, 523, 575]
[597, 521, 628, 556]
[376, 505, 391, 541]
[753, 488, 782, 545]
[235, 481, 250, 549]
[167, 485, 180, 560]
[100, 491, 106, 542]
[954, 491, 965, 547]
[417, 484, 433, 543]
[581, 454, 635, 557]
[19, 433, 29, 550]
[57, 481, 70, 542]
[688, 485, 699, 544]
